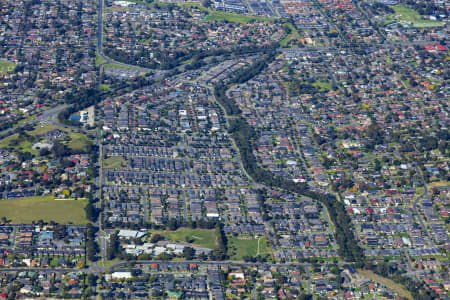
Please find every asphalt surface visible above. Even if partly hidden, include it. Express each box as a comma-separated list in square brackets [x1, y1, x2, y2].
[0, 105, 71, 140]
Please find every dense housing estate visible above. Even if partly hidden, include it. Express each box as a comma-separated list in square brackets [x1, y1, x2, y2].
[0, 0, 448, 298]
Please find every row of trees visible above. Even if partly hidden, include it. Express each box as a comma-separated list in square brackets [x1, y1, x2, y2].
[58, 87, 100, 126]
[104, 217, 220, 232]
[214, 224, 227, 260]
[366, 261, 438, 300]
[105, 42, 279, 72]
[107, 231, 120, 260]
[86, 223, 97, 262]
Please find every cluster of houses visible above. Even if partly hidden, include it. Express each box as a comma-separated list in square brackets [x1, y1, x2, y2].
[0, 270, 90, 298]
[0, 224, 86, 268]
[199, 58, 254, 86]
[0, 132, 92, 199]
[217, 263, 406, 299]
[105, 271, 210, 299]
[278, 0, 326, 26]
[0, 0, 448, 297]
[0, 0, 96, 128]
[343, 190, 447, 258]
[103, 3, 284, 69]
[100, 82, 256, 229]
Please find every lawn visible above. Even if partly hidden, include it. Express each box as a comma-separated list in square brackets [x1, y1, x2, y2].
[204, 11, 274, 23]
[156, 228, 218, 249]
[103, 156, 127, 169]
[389, 5, 444, 27]
[0, 196, 88, 224]
[358, 269, 413, 300]
[0, 60, 16, 74]
[67, 133, 92, 152]
[227, 235, 271, 260]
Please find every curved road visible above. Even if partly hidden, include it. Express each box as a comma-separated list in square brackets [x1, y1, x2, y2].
[0, 105, 72, 140]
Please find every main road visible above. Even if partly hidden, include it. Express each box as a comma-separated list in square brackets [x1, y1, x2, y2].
[413, 163, 435, 248]
[0, 105, 72, 140]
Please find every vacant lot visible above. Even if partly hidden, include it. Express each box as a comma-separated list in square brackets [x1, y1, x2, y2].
[0, 196, 88, 224]
[205, 11, 273, 23]
[103, 156, 127, 169]
[155, 228, 218, 249]
[228, 236, 270, 260]
[358, 269, 413, 300]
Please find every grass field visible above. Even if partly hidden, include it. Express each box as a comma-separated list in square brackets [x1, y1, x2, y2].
[67, 133, 92, 152]
[0, 196, 88, 224]
[103, 63, 142, 71]
[29, 124, 70, 136]
[0, 60, 16, 74]
[156, 228, 218, 249]
[113, 0, 155, 6]
[98, 258, 124, 268]
[401, 79, 411, 88]
[227, 236, 270, 260]
[96, 51, 107, 67]
[103, 156, 127, 169]
[313, 81, 332, 91]
[389, 5, 444, 27]
[280, 23, 301, 47]
[204, 11, 273, 23]
[0, 133, 38, 155]
[358, 269, 413, 300]
[427, 181, 449, 189]
[99, 84, 112, 92]
[0, 124, 91, 155]
[0, 134, 19, 149]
